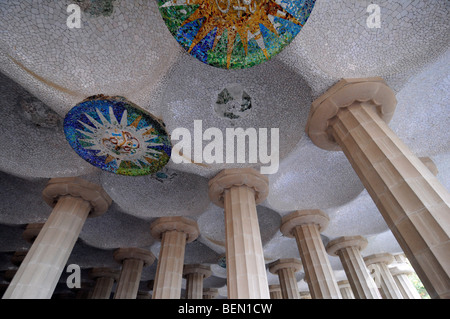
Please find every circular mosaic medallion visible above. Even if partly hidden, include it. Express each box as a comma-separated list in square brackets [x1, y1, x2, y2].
[64, 95, 172, 176]
[158, 0, 316, 69]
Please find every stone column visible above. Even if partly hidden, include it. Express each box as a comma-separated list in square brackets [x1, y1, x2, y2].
[306, 78, 450, 299]
[4, 228, 42, 294]
[89, 268, 120, 299]
[151, 217, 199, 299]
[281, 210, 342, 299]
[338, 280, 355, 299]
[388, 253, 422, 299]
[183, 264, 212, 299]
[390, 266, 421, 299]
[203, 288, 219, 299]
[269, 259, 302, 299]
[113, 247, 155, 299]
[209, 168, 270, 299]
[6, 224, 44, 284]
[300, 291, 312, 299]
[3, 177, 112, 299]
[364, 253, 403, 299]
[326, 236, 382, 299]
[269, 284, 282, 299]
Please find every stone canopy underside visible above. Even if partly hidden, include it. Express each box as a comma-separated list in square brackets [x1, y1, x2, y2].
[0, 0, 449, 298]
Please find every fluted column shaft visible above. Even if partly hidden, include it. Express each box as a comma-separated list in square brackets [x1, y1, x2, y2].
[151, 217, 199, 299]
[307, 78, 450, 299]
[327, 236, 381, 299]
[153, 230, 186, 299]
[90, 268, 119, 299]
[332, 105, 450, 299]
[337, 247, 381, 299]
[113, 247, 155, 299]
[338, 280, 355, 299]
[278, 268, 300, 299]
[390, 268, 421, 299]
[3, 196, 90, 299]
[365, 254, 403, 299]
[3, 177, 111, 299]
[393, 275, 418, 299]
[269, 285, 282, 299]
[376, 263, 403, 299]
[209, 168, 270, 299]
[185, 272, 204, 299]
[91, 276, 115, 299]
[223, 186, 269, 299]
[114, 259, 144, 299]
[341, 247, 381, 299]
[269, 259, 302, 299]
[281, 210, 341, 299]
[293, 224, 341, 299]
[184, 265, 211, 299]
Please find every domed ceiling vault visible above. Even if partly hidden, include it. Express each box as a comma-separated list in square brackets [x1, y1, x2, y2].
[0, 0, 449, 298]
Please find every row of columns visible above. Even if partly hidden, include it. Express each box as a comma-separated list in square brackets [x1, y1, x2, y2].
[268, 211, 421, 300]
[3, 223, 418, 300]
[2, 215, 213, 299]
[0, 180, 428, 300]
[2, 77, 449, 299]
[93, 217, 209, 299]
[87, 263, 213, 300]
[267, 252, 422, 300]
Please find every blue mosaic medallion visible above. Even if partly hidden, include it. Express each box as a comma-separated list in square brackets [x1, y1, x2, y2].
[64, 95, 172, 176]
[158, 0, 316, 69]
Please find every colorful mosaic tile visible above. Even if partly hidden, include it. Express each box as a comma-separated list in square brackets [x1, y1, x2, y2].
[158, 0, 316, 69]
[64, 95, 172, 176]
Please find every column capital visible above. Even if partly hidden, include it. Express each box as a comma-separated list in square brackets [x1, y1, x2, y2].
[208, 168, 269, 208]
[89, 267, 120, 281]
[269, 284, 281, 291]
[326, 235, 368, 256]
[305, 77, 397, 151]
[150, 216, 199, 243]
[183, 264, 212, 278]
[42, 177, 112, 217]
[337, 280, 351, 287]
[269, 258, 303, 274]
[280, 210, 330, 237]
[113, 247, 155, 267]
[22, 223, 44, 243]
[364, 252, 394, 266]
[390, 266, 413, 276]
